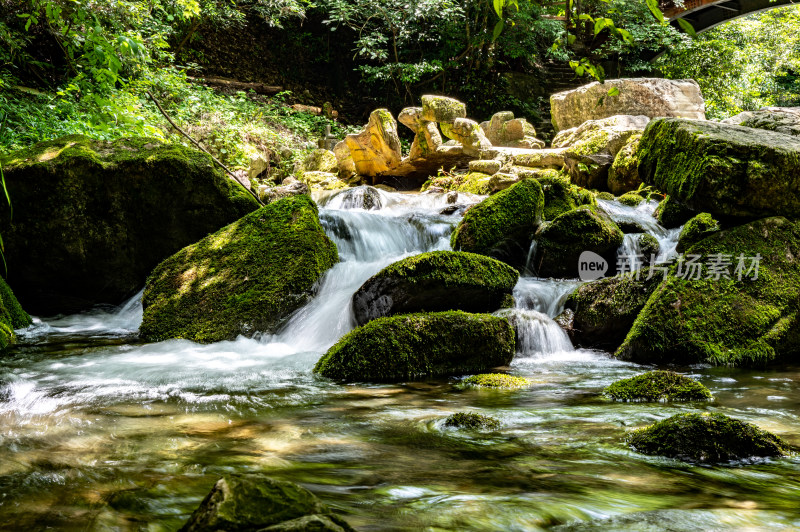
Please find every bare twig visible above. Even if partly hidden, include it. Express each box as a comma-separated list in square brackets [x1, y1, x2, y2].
[146, 90, 265, 206]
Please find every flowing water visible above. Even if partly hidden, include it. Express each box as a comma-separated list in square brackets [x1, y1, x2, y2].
[1, 188, 799, 531]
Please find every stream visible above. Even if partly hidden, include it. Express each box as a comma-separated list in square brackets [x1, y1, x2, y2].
[1, 188, 799, 531]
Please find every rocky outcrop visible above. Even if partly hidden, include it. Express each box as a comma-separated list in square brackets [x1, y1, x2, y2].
[0, 135, 259, 315]
[617, 217, 800, 366]
[532, 206, 624, 278]
[314, 311, 515, 382]
[480, 111, 544, 149]
[637, 118, 800, 218]
[398, 106, 444, 159]
[626, 413, 790, 463]
[140, 195, 338, 343]
[344, 108, 403, 175]
[351, 251, 518, 325]
[440, 118, 492, 156]
[550, 78, 705, 132]
[722, 106, 800, 137]
[604, 371, 712, 402]
[451, 180, 545, 269]
[180, 474, 355, 532]
[421, 95, 467, 122]
[607, 134, 642, 194]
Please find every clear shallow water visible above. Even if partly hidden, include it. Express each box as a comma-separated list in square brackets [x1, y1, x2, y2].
[1, 189, 799, 531]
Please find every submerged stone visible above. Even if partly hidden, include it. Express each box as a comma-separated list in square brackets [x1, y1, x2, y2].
[604, 371, 712, 402]
[352, 251, 519, 325]
[314, 311, 515, 383]
[463, 373, 530, 388]
[444, 412, 501, 430]
[626, 412, 790, 463]
[140, 195, 338, 343]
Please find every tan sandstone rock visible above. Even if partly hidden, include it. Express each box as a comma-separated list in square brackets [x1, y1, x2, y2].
[345, 109, 402, 175]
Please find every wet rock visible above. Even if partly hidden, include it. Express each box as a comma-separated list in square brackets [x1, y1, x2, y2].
[550, 78, 705, 132]
[299, 171, 348, 191]
[638, 118, 800, 218]
[335, 185, 382, 211]
[352, 251, 519, 325]
[637, 233, 660, 262]
[676, 213, 720, 253]
[626, 412, 790, 463]
[444, 412, 501, 429]
[617, 192, 645, 207]
[654, 195, 695, 228]
[604, 371, 712, 402]
[314, 311, 515, 382]
[607, 134, 642, 194]
[345, 109, 402, 175]
[0, 135, 259, 315]
[721, 106, 800, 137]
[179, 474, 355, 532]
[140, 196, 338, 343]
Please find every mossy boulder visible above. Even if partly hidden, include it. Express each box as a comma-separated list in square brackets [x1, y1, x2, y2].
[444, 412, 501, 430]
[676, 213, 720, 253]
[626, 413, 790, 463]
[179, 474, 355, 532]
[532, 206, 624, 278]
[314, 311, 515, 383]
[604, 371, 712, 402]
[0, 136, 259, 315]
[596, 191, 615, 201]
[637, 233, 660, 262]
[451, 180, 545, 269]
[561, 270, 661, 349]
[617, 217, 800, 366]
[140, 195, 338, 343]
[607, 134, 643, 194]
[0, 276, 32, 350]
[617, 192, 645, 207]
[654, 195, 695, 228]
[352, 251, 518, 326]
[538, 174, 596, 221]
[463, 373, 530, 388]
[421, 95, 467, 123]
[637, 118, 800, 218]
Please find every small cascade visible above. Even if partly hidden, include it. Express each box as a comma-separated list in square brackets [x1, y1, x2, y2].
[523, 240, 538, 277]
[598, 198, 682, 265]
[513, 277, 582, 318]
[496, 308, 574, 356]
[317, 185, 385, 211]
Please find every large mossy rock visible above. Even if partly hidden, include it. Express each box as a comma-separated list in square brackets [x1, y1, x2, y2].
[561, 270, 661, 350]
[0, 277, 32, 350]
[637, 118, 800, 218]
[314, 311, 515, 383]
[617, 217, 800, 366]
[140, 196, 338, 343]
[604, 371, 712, 402]
[654, 195, 695, 229]
[533, 206, 624, 278]
[627, 413, 790, 463]
[180, 474, 355, 532]
[607, 134, 643, 195]
[0, 136, 259, 315]
[676, 213, 720, 253]
[539, 174, 596, 221]
[450, 180, 544, 270]
[352, 251, 518, 326]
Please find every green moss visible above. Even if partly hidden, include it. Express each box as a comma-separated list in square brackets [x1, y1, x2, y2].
[422, 172, 493, 195]
[463, 373, 530, 388]
[637, 233, 660, 259]
[450, 180, 544, 269]
[421, 95, 467, 123]
[676, 213, 720, 253]
[313, 311, 515, 383]
[617, 217, 800, 366]
[570, 129, 612, 157]
[444, 412, 501, 430]
[618, 192, 645, 207]
[375, 251, 518, 291]
[596, 191, 615, 201]
[604, 371, 712, 402]
[140, 195, 338, 343]
[654, 195, 694, 229]
[538, 174, 596, 221]
[626, 413, 791, 463]
[608, 134, 642, 194]
[0, 277, 32, 330]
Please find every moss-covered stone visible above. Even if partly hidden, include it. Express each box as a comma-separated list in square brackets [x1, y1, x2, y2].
[617, 192, 645, 207]
[444, 412, 501, 430]
[421, 95, 467, 123]
[561, 269, 661, 349]
[607, 134, 643, 194]
[617, 217, 800, 366]
[654, 195, 694, 229]
[533, 206, 624, 278]
[352, 251, 519, 325]
[0, 135, 259, 315]
[140, 195, 338, 343]
[463, 373, 530, 388]
[451, 180, 545, 269]
[314, 311, 515, 383]
[0, 276, 32, 350]
[676, 213, 720, 253]
[422, 171, 494, 195]
[638, 233, 660, 261]
[539, 173, 596, 221]
[637, 118, 800, 218]
[596, 191, 615, 201]
[179, 474, 355, 532]
[626, 413, 790, 463]
[604, 371, 712, 402]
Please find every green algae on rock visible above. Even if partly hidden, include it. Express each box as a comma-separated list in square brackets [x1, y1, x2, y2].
[314, 311, 515, 383]
[0, 276, 32, 350]
[676, 213, 721, 253]
[352, 251, 518, 326]
[617, 217, 800, 366]
[180, 474, 355, 532]
[626, 413, 790, 463]
[444, 412, 501, 430]
[0, 135, 259, 315]
[654, 195, 695, 229]
[140, 195, 338, 343]
[637, 118, 800, 218]
[451, 180, 545, 269]
[462, 373, 530, 388]
[604, 371, 712, 402]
